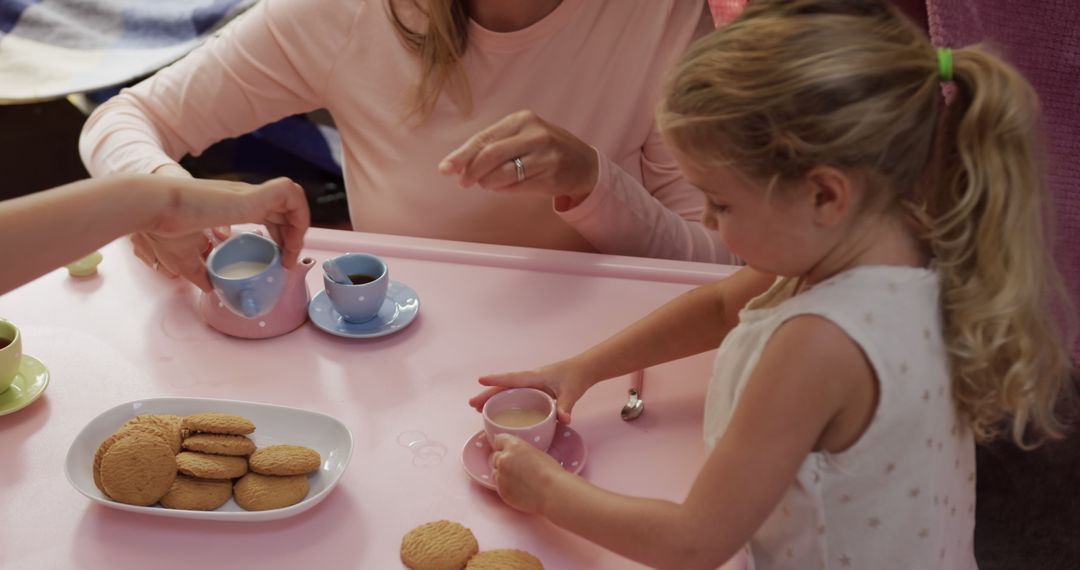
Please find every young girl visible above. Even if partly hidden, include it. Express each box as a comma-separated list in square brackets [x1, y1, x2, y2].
[468, 1, 1074, 568]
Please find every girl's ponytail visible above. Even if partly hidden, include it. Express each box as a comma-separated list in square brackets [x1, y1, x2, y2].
[659, 0, 1073, 446]
[929, 46, 1074, 446]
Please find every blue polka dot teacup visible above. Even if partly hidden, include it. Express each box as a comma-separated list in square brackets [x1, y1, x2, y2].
[205, 233, 286, 319]
[322, 253, 389, 323]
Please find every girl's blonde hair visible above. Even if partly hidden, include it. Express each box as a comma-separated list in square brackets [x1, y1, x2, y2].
[388, 0, 471, 119]
[659, 0, 1075, 446]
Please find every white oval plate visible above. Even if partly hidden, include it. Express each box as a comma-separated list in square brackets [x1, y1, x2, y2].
[64, 397, 353, 522]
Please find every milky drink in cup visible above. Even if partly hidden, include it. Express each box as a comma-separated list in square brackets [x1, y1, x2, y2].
[205, 233, 286, 319]
[482, 388, 557, 451]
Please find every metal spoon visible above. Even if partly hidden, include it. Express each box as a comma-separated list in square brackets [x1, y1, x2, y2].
[620, 369, 645, 421]
[322, 259, 351, 284]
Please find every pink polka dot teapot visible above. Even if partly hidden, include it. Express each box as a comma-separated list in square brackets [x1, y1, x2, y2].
[198, 232, 314, 339]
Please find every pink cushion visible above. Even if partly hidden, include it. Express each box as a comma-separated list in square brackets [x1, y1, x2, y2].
[706, 0, 747, 27]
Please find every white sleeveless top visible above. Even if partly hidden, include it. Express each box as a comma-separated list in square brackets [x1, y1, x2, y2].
[705, 266, 977, 570]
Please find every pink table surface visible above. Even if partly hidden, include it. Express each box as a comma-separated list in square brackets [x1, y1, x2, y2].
[0, 227, 745, 570]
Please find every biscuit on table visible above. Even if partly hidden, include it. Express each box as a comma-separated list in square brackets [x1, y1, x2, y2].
[92, 421, 176, 493]
[175, 451, 249, 479]
[248, 444, 321, 476]
[99, 433, 178, 506]
[182, 433, 256, 456]
[182, 412, 255, 435]
[159, 475, 234, 511]
[124, 414, 185, 454]
[233, 472, 309, 511]
[466, 549, 544, 570]
[400, 520, 479, 570]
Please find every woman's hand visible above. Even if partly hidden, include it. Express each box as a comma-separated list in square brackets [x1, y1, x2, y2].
[491, 433, 567, 514]
[129, 165, 214, 289]
[439, 110, 599, 210]
[130, 229, 219, 291]
[469, 360, 592, 425]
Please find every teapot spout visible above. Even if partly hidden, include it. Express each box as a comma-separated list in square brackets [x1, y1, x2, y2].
[283, 255, 316, 297]
[294, 256, 316, 276]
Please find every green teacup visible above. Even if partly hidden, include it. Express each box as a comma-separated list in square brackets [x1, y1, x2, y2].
[0, 319, 22, 393]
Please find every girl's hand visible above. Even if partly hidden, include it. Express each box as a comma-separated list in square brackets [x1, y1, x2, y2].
[469, 361, 591, 425]
[491, 433, 566, 514]
[438, 110, 599, 210]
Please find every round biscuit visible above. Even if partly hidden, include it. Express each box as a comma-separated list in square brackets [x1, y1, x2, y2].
[466, 549, 544, 570]
[400, 520, 479, 570]
[182, 412, 255, 435]
[233, 472, 309, 511]
[182, 433, 256, 456]
[92, 421, 176, 495]
[93, 430, 130, 495]
[99, 433, 177, 506]
[159, 475, 233, 511]
[249, 445, 321, 476]
[175, 451, 249, 479]
[125, 414, 184, 454]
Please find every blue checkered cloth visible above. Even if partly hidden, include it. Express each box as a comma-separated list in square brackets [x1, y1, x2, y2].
[0, 0, 255, 102]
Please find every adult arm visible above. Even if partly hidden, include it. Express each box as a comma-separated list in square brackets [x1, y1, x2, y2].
[77, 0, 355, 286]
[439, 113, 736, 264]
[0, 175, 309, 295]
[79, 0, 357, 177]
[557, 133, 737, 264]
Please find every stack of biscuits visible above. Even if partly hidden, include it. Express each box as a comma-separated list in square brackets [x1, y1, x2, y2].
[93, 412, 320, 512]
[400, 520, 544, 570]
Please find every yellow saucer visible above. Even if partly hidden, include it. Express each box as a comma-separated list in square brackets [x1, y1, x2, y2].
[0, 354, 49, 416]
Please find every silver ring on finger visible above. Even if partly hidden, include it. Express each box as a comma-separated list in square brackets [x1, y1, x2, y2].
[512, 157, 526, 183]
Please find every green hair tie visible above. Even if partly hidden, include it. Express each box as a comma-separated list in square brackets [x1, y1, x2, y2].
[937, 48, 954, 82]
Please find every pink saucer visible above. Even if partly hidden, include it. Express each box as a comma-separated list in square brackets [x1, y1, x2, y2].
[462, 425, 587, 490]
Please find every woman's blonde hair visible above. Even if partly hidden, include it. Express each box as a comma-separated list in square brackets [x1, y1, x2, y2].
[388, 0, 471, 119]
[659, 0, 1075, 446]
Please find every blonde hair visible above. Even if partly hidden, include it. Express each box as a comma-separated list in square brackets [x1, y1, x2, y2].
[388, 0, 471, 119]
[659, 0, 1075, 446]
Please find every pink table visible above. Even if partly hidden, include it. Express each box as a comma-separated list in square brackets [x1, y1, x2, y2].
[0, 227, 744, 569]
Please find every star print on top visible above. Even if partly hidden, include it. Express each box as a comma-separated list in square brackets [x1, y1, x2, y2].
[705, 266, 976, 569]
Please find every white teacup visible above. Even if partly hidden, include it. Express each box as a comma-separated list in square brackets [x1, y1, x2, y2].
[482, 388, 557, 451]
[0, 319, 23, 393]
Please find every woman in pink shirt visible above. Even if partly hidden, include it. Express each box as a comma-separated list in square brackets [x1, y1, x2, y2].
[79, 0, 734, 286]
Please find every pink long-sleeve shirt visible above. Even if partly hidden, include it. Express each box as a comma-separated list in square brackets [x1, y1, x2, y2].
[80, 0, 735, 263]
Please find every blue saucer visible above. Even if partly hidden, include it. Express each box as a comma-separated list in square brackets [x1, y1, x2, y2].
[308, 281, 420, 339]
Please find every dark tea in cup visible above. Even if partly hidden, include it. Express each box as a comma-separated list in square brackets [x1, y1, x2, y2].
[348, 273, 377, 285]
